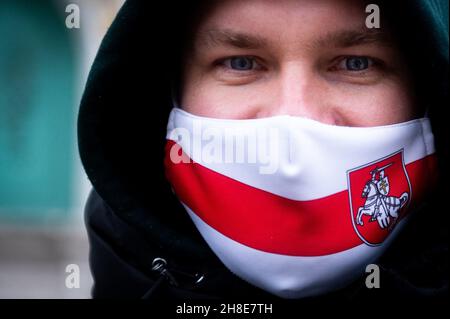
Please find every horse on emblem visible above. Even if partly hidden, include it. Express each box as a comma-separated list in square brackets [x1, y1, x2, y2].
[356, 163, 409, 229]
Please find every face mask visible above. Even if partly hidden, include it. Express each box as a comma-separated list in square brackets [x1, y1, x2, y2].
[164, 107, 437, 298]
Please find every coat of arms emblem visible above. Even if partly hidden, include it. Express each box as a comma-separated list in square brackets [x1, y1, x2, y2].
[347, 150, 411, 246]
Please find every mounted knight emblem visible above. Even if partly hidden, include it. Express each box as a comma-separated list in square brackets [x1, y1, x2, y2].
[347, 150, 412, 246]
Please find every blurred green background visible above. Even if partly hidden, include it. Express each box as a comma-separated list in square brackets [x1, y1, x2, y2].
[0, 0, 75, 223]
[0, 0, 124, 298]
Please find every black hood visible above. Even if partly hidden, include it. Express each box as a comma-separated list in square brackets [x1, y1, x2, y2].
[78, 0, 448, 300]
[78, 1, 211, 258]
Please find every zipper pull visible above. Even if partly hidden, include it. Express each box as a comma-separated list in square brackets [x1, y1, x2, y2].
[170, 268, 205, 286]
[151, 258, 179, 287]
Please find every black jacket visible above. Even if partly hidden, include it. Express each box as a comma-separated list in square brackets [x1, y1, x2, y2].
[78, 0, 449, 303]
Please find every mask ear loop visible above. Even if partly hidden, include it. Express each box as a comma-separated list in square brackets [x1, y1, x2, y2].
[423, 106, 430, 118]
[170, 81, 181, 109]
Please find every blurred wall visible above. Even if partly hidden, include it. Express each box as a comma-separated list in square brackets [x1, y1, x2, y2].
[0, 0, 76, 223]
[0, 0, 124, 298]
[0, 0, 125, 225]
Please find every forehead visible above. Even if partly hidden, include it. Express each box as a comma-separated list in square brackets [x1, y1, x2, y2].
[197, 0, 367, 27]
[190, 0, 391, 51]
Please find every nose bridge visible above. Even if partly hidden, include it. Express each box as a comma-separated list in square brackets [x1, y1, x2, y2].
[273, 61, 318, 117]
[254, 61, 338, 123]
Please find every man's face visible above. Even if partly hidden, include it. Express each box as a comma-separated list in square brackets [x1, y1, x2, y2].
[180, 0, 420, 126]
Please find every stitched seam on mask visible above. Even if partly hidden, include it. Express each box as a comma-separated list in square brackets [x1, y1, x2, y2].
[420, 120, 430, 156]
[420, 120, 436, 183]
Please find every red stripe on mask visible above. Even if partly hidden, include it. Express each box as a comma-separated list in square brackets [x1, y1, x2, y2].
[164, 140, 437, 256]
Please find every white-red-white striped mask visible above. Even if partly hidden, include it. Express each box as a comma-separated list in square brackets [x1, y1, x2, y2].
[164, 107, 437, 298]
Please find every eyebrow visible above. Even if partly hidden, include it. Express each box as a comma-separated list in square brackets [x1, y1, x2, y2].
[312, 27, 392, 49]
[197, 27, 392, 51]
[198, 28, 269, 50]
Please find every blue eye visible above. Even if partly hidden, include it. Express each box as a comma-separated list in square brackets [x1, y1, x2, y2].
[344, 56, 370, 71]
[226, 57, 254, 70]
